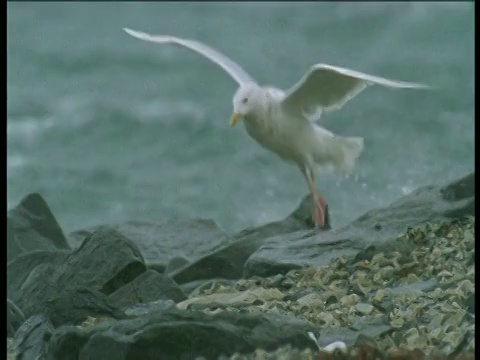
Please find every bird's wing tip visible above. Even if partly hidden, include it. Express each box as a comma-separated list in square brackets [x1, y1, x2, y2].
[123, 27, 137, 37]
[402, 82, 432, 90]
[123, 27, 146, 39]
[122, 27, 174, 43]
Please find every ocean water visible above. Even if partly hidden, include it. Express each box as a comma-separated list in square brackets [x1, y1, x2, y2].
[7, 2, 474, 235]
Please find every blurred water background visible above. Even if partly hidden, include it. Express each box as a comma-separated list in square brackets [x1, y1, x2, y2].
[7, 2, 474, 234]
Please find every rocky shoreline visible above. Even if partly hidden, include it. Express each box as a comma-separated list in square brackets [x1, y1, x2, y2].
[7, 172, 475, 359]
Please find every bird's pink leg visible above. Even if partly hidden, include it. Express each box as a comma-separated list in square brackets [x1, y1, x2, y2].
[301, 167, 326, 228]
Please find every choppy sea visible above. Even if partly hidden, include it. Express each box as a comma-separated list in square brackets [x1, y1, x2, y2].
[7, 2, 474, 234]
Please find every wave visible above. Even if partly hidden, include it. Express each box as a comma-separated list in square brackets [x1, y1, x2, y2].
[7, 116, 56, 139]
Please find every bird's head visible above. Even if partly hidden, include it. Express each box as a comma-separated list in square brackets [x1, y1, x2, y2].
[230, 83, 261, 127]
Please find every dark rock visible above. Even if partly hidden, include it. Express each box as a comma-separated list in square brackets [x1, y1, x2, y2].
[244, 172, 475, 278]
[109, 269, 187, 308]
[49, 307, 318, 359]
[7, 193, 70, 263]
[147, 263, 167, 273]
[24, 287, 126, 328]
[49, 306, 394, 359]
[299, 198, 332, 230]
[66, 228, 92, 249]
[68, 218, 230, 268]
[170, 234, 266, 284]
[7, 298, 25, 337]
[10, 261, 59, 313]
[463, 293, 475, 314]
[60, 227, 146, 295]
[8, 314, 54, 360]
[165, 255, 191, 273]
[7, 250, 69, 300]
[10, 227, 146, 325]
[289, 194, 332, 229]
[441, 172, 474, 201]
[79, 333, 131, 360]
[170, 207, 313, 284]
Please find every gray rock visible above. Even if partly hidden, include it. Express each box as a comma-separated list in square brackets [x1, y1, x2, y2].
[60, 227, 146, 295]
[264, 274, 285, 288]
[7, 193, 70, 263]
[313, 316, 391, 348]
[244, 172, 475, 278]
[441, 172, 474, 202]
[10, 171, 470, 359]
[9, 227, 146, 325]
[108, 269, 187, 308]
[170, 206, 314, 284]
[165, 255, 191, 273]
[68, 218, 231, 268]
[371, 279, 439, 314]
[384, 279, 438, 297]
[7, 298, 25, 337]
[243, 229, 361, 278]
[173, 172, 474, 284]
[49, 307, 318, 359]
[24, 287, 126, 327]
[8, 314, 54, 360]
[355, 303, 374, 315]
[463, 293, 475, 314]
[7, 250, 69, 300]
[48, 305, 393, 359]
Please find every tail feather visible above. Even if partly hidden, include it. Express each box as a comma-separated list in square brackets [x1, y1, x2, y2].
[313, 135, 364, 172]
[338, 136, 364, 170]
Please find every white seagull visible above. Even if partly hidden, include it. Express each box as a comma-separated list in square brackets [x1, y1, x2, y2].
[123, 27, 429, 229]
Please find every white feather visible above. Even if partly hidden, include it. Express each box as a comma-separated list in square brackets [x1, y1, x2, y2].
[281, 63, 430, 122]
[123, 28, 256, 86]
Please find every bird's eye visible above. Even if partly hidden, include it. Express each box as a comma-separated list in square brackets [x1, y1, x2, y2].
[241, 97, 248, 104]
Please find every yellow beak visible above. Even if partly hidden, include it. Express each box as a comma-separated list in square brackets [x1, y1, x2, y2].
[230, 112, 241, 127]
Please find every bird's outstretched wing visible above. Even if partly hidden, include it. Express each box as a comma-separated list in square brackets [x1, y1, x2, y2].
[123, 28, 256, 86]
[281, 63, 430, 121]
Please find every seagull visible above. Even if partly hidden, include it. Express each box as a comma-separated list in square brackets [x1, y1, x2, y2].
[123, 27, 429, 229]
